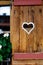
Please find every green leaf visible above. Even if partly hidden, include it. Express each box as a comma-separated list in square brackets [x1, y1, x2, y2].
[0, 55, 3, 61]
[2, 39, 6, 47]
[0, 40, 2, 45]
[7, 48, 11, 53]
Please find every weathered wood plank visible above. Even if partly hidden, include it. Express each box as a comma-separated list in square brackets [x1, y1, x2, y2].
[10, 4, 14, 54]
[34, 6, 43, 52]
[13, 6, 20, 52]
[10, 5, 20, 53]
[20, 6, 27, 52]
[26, 6, 34, 52]
[31, 6, 38, 52]
[13, 60, 43, 65]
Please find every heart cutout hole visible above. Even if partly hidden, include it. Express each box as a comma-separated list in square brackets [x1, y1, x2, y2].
[23, 24, 33, 32]
[22, 22, 35, 34]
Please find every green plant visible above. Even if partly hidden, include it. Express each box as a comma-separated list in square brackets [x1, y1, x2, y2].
[0, 33, 12, 61]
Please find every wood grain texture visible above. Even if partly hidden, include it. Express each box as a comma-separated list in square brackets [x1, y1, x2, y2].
[12, 6, 20, 52]
[10, 4, 20, 53]
[20, 6, 27, 52]
[10, 3, 14, 54]
[11, 5, 43, 53]
[12, 59, 43, 65]
[31, 6, 38, 52]
[10, 5, 43, 65]
[34, 6, 43, 52]
[26, 6, 34, 52]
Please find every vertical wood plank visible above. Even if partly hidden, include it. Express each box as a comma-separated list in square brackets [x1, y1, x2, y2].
[13, 6, 20, 52]
[32, 6, 43, 52]
[26, 6, 34, 52]
[20, 6, 27, 52]
[31, 6, 37, 52]
[41, 5, 43, 51]
[10, 5, 20, 53]
[10, 3, 14, 54]
[35, 6, 43, 52]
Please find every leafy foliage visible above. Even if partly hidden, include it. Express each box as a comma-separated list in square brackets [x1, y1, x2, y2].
[0, 33, 12, 61]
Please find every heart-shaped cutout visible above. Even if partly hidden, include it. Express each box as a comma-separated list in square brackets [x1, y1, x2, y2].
[22, 22, 35, 35]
